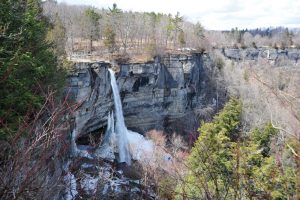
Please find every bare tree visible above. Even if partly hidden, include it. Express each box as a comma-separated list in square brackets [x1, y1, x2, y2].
[221, 56, 300, 198]
[242, 32, 254, 47]
[0, 91, 78, 199]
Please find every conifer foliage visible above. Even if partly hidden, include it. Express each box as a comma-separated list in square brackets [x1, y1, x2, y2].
[0, 0, 63, 139]
[177, 98, 296, 199]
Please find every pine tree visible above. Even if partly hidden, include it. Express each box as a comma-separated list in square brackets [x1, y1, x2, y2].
[47, 13, 66, 56]
[103, 25, 116, 54]
[0, 0, 64, 139]
[177, 98, 242, 199]
[176, 98, 297, 199]
[173, 12, 183, 48]
[84, 7, 101, 53]
[178, 29, 186, 47]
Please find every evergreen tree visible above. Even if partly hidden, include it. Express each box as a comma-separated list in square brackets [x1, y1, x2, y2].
[178, 29, 186, 47]
[109, 3, 122, 15]
[166, 14, 175, 46]
[84, 7, 101, 53]
[176, 98, 296, 199]
[0, 0, 64, 139]
[239, 124, 296, 199]
[194, 22, 205, 39]
[103, 25, 116, 54]
[179, 98, 242, 199]
[173, 12, 183, 48]
[47, 13, 66, 56]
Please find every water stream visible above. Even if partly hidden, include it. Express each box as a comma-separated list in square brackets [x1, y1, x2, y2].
[106, 69, 155, 165]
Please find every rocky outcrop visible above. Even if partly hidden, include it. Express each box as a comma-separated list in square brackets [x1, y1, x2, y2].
[67, 48, 300, 141]
[65, 157, 155, 200]
[222, 48, 300, 64]
[67, 53, 222, 140]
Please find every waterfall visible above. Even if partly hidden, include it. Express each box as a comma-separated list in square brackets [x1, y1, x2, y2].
[108, 69, 131, 165]
[101, 111, 115, 146]
[98, 69, 154, 165]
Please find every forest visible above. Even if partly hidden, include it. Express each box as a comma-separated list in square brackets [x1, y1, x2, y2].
[0, 0, 299, 199]
[42, 1, 300, 60]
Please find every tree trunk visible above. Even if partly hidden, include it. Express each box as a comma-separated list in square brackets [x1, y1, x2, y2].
[174, 30, 178, 49]
[235, 139, 241, 200]
[89, 35, 93, 54]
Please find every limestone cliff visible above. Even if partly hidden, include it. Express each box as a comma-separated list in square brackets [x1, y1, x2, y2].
[67, 48, 300, 141]
[221, 47, 300, 64]
[67, 53, 222, 140]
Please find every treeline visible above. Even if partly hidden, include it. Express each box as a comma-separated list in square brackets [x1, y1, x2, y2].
[207, 27, 300, 49]
[43, 0, 300, 58]
[42, 1, 206, 56]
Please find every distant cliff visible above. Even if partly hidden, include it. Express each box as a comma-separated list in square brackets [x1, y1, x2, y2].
[221, 47, 300, 64]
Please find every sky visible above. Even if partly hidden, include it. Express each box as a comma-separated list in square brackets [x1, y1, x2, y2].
[57, 0, 300, 30]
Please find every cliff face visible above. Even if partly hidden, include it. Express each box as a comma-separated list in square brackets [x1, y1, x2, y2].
[67, 53, 220, 139]
[63, 49, 300, 199]
[67, 48, 300, 140]
[222, 48, 300, 63]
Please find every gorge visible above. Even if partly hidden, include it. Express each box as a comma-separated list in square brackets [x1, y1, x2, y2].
[68, 53, 225, 148]
[68, 47, 300, 149]
[63, 48, 300, 198]
[64, 52, 224, 199]
[2, 1, 300, 199]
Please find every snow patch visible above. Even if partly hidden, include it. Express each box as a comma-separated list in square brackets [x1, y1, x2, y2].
[127, 130, 154, 160]
[64, 172, 78, 200]
[80, 174, 99, 195]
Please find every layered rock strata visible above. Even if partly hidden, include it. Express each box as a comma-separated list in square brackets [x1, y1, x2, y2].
[67, 53, 219, 139]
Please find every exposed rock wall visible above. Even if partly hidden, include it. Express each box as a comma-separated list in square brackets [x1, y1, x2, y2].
[67, 48, 300, 139]
[221, 48, 300, 64]
[67, 53, 221, 139]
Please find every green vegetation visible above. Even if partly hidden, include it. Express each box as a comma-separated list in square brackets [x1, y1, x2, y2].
[178, 29, 186, 47]
[0, 0, 64, 139]
[84, 7, 101, 52]
[103, 25, 117, 53]
[176, 98, 296, 199]
[0, 1, 299, 199]
[47, 13, 66, 56]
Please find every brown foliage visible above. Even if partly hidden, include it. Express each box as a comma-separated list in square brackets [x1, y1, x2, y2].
[0, 91, 78, 199]
[137, 130, 189, 199]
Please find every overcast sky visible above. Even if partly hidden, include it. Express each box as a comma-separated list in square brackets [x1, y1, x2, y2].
[57, 0, 300, 30]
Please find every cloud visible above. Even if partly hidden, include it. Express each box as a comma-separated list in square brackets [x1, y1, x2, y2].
[57, 0, 300, 30]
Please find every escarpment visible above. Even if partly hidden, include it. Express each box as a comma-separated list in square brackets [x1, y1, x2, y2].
[67, 47, 300, 143]
[67, 53, 225, 141]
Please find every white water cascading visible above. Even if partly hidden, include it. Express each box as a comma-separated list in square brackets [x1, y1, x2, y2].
[108, 69, 132, 165]
[104, 69, 154, 165]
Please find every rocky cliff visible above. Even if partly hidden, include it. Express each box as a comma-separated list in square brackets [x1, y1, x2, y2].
[63, 49, 300, 199]
[221, 47, 300, 64]
[67, 53, 222, 142]
[67, 48, 300, 142]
